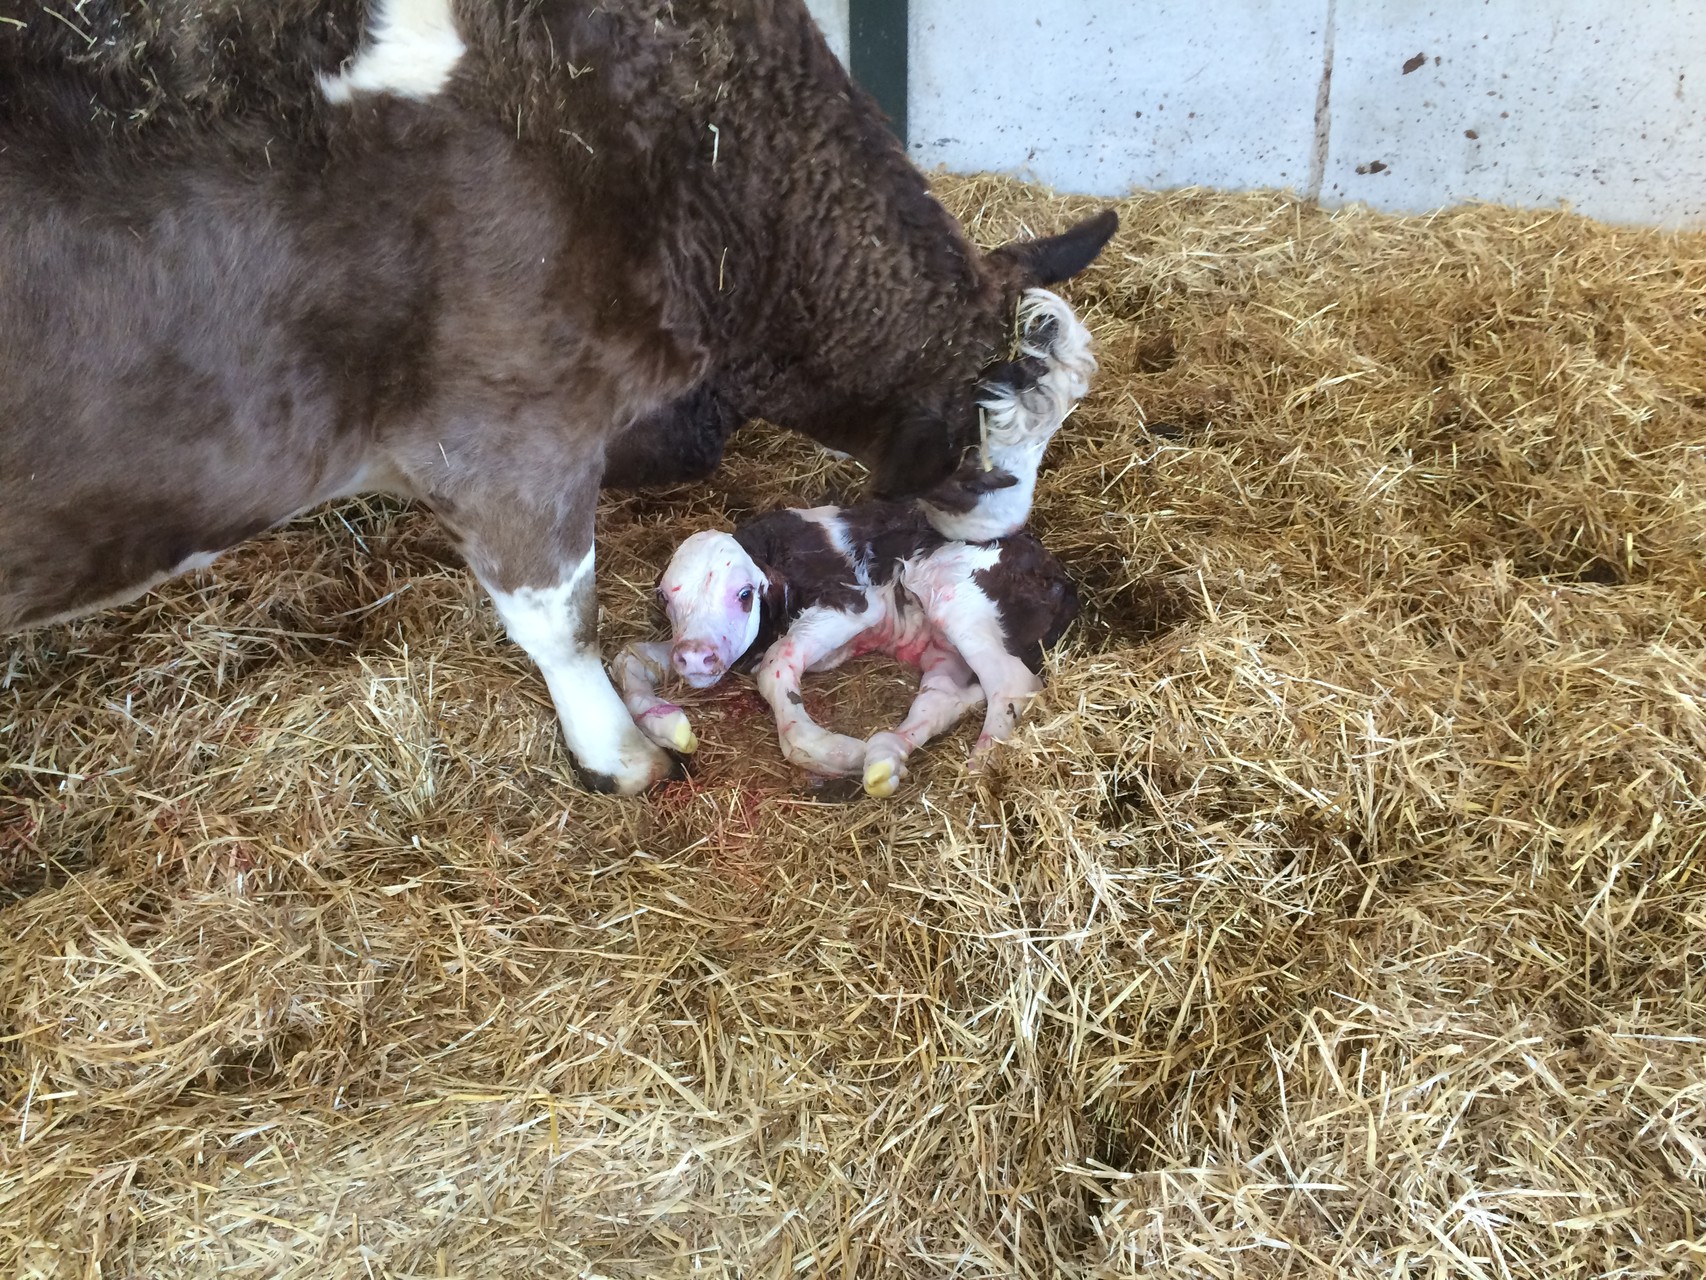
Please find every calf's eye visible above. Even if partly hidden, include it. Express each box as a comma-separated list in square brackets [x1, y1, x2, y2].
[738, 586, 755, 611]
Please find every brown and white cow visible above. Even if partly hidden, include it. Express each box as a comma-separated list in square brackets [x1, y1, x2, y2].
[0, 0, 1116, 794]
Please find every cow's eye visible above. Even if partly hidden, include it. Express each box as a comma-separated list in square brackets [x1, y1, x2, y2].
[737, 586, 755, 611]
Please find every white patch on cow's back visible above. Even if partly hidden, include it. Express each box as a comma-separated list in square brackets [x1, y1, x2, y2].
[320, 0, 466, 105]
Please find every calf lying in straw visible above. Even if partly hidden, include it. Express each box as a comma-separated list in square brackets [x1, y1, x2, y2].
[616, 502, 1079, 798]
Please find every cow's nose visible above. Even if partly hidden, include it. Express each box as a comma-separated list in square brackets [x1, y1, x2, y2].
[672, 640, 724, 681]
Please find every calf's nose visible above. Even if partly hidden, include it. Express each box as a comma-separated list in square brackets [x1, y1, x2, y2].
[672, 640, 724, 680]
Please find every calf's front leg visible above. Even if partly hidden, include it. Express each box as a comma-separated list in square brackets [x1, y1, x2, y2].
[753, 606, 872, 777]
[613, 640, 699, 755]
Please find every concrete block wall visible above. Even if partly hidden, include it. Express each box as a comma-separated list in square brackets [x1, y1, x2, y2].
[804, 0, 1706, 228]
[804, 0, 849, 66]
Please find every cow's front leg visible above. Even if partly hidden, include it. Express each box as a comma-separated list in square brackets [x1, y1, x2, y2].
[442, 486, 677, 795]
[862, 644, 985, 798]
[613, 641, 699, 755]
[483, 553, 678, 793]
[753, 607, 871, 777]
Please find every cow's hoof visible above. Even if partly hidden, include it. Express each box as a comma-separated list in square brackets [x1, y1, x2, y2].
[578, 737, 679, 796]
[863, 757, 902, 799]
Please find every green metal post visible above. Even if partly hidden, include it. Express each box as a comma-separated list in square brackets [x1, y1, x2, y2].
[849, 0, 909, 147]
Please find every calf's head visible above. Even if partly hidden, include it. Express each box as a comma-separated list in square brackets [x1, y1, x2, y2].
[655, 531, 770, 688]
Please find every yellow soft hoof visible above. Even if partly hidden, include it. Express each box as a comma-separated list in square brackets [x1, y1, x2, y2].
[863, 758, 900, 799]
[670, 719, 699, 755]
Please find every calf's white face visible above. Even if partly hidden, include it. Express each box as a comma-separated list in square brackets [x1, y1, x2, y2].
[657, 531, 767, 687]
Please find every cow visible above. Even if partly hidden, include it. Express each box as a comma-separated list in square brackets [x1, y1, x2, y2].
[0, 0, 1117, 794]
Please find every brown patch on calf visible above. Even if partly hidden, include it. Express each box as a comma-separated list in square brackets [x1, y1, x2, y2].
[731, 510, 863, 667]
[725, 500, 943, 670]
[834, 501, 946, 586]
[972, 534, 1081, 674]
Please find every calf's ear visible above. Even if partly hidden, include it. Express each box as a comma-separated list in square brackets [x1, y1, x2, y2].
[988, 209, 1119, 286]
[761, 572, 789, 625]
[746, 567, 791, 662]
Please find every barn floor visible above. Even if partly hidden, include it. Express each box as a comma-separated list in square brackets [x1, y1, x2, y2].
[4, 175, 1706, 1279]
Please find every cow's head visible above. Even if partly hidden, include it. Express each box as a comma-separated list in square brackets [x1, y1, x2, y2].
[654, 530, 772, 688]
[915, 281, 1103, 541]
[811, 210, 1119, 539]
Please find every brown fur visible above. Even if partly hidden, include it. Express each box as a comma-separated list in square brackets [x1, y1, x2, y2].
[0, 0, 1111, 788]
[727, 501, 1076, 676]
[972, 536, 1081, 674]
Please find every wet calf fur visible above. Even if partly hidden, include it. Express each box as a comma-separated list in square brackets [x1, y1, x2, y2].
[616, 502, 1079, 798]
[0, 0, 1114, 793]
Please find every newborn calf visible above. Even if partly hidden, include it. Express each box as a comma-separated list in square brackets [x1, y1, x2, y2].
[615, 502, 1078, 797]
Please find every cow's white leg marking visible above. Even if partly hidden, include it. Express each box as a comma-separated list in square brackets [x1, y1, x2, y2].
[613, 640, 699, 755]
[754, 605, 872, 777]
[485, 551, 674, 795]
[320, 0, 466, 104]
[862, 645, 985, 799]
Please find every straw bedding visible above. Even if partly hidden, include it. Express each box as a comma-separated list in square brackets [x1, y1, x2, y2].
[4, 175, 1706, 1278]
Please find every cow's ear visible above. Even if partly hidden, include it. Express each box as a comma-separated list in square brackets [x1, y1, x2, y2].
[988, 209, 1119, 286]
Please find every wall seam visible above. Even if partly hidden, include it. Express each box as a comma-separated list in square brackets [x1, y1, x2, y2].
[1307, 0, 1338, 202]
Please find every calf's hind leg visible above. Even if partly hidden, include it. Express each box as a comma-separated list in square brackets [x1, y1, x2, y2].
[862, 644, 984, 798]
[754, 606, 871, 777]
[930, 594, 1046, 765]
